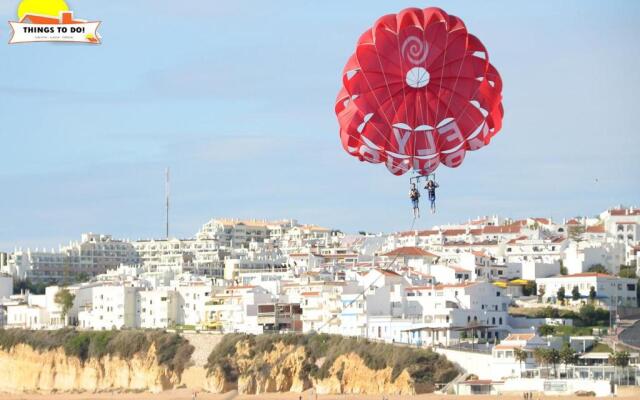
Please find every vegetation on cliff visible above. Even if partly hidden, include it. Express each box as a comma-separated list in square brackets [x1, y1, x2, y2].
[0, 329, 194, 373]
[206, 333, 457, 386]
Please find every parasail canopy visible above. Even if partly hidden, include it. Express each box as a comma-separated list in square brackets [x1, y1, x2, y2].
[335, 7, 503, 176]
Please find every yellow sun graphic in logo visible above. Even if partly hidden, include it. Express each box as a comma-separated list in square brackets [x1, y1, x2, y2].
[18, 0, 69, 20]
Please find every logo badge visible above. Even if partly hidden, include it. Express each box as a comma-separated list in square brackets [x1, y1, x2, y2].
[8, 0, 101, 44]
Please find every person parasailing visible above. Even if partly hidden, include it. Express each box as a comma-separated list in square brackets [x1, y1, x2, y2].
[409, 183, 420, 218]
[425, 178, 439, 214]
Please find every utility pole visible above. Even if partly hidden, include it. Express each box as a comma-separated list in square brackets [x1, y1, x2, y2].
[165, 168, 170, 239]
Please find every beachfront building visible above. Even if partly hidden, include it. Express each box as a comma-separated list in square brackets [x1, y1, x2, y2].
[404, 281, 510, 346]
[78, 283, 139, 330]
[203, 285, 273, 333]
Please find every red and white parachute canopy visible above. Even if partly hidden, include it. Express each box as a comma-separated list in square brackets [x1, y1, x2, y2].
[335, 7, 503, 176]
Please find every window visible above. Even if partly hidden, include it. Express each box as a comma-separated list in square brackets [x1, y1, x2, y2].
[496, 291, 501, 297]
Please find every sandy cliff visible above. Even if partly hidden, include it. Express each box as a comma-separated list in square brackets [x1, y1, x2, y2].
[203, 339, 440, 395]
[0, 343, 179, 393]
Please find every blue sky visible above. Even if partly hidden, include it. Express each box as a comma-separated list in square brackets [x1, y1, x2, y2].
[1, 0, 639, 251]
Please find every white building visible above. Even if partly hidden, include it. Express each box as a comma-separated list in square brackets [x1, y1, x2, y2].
[173, 277, 213, 327]
[404, 281, 511, 346]
[78, 284, 138, 330]
[137, 287, 179, 329]
[536, 273, 637, 308]
[564, 241, 625, 275]
[7, 233, 138, 283]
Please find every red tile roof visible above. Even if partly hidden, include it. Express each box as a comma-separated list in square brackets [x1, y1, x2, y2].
[374, 268, 402, 277]
[450, 265, 471, 273]
[554, 273, 612, 278]
[383, 247, 437, 257]
[504, 333, 536, 341]
[483, 225, 521, 234]
[507, 236, 529, 244]
[610, 208, 640, 216]
[301, 291, 320, 297]
[442, 229, 466, 236]
[494, 344, 523, 350]
[586, 225, 605, 233]
[406, 282, 477, 291]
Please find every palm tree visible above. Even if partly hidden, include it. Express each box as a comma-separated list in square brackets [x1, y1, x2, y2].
[514, 348, 528, 377]
[547, 348, 561, 378]
[560, 344, 577, 378]
[609, 351, 631, 385]
[533, 348, 548, 378]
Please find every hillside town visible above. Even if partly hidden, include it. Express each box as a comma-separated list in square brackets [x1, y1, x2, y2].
[1, 206, 640, 395]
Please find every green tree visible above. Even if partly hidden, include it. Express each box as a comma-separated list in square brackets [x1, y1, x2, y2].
[538, 325, 555, 336]
[587, 264, 608, 274]
[75, 272, 91, 283]
[54, 288, 75, 324]
[589, 286, 597, 303]
[13, 279, 47, 295]
[557, 287, 566, 304]
[571, 286, 581, 301]
[559, 260, 568, 275]
[618, 265, 636, 279]
[538, 286, 546, 302]
[523, 281, 537, 297]
[578, 304, 609, 326]
[568, 225, 585, 242]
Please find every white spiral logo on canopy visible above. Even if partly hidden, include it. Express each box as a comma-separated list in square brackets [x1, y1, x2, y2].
[401, 36, 429, 65]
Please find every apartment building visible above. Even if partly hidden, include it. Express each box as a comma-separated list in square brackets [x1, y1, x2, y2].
[536, 273, 637, 308]
[404, 281, 510, 345]
[78, 284, 138, 330]
[137, 287, 179, 329]
[7, 234, 138, 283]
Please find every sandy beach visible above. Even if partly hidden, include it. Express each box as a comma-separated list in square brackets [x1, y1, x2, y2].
[1, 390, 638, 400]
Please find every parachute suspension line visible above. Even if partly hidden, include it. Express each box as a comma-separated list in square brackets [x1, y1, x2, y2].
[413, 26, 430, 175]
[355, 70, 402, 157]
[432, 17, 452, 129]
[394, 28, 411, 173]
[314, 215, 417, 334]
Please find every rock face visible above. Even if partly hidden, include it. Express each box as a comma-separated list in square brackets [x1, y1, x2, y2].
[205, 340, 431, 395]
[0, 343, 180, 393]
[313, 353, 420, 395]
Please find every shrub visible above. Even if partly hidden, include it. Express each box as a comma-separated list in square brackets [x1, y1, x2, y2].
[0, 329, 193, 373]
[587, 264, 607, 274]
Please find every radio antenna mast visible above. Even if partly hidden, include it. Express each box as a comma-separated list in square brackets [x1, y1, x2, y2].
[165, 167, 170, 239]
